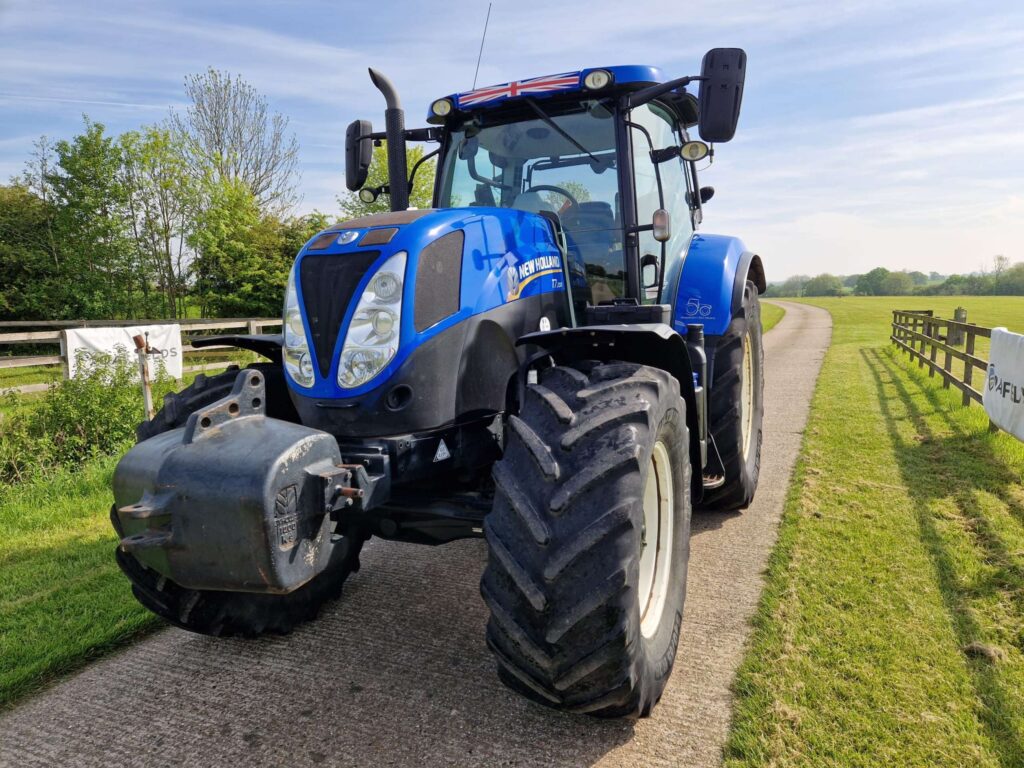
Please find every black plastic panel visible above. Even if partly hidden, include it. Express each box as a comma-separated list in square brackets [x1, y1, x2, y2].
[414, 230, 464, 332]
[300, 251, 380, 377]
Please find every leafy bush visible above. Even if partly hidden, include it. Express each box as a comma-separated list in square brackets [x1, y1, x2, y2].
[0, 350, 172, 484]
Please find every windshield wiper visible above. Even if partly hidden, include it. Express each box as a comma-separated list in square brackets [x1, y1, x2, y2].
[522, 98, 608, 171]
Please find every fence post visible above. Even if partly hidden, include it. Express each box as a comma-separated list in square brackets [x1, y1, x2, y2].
[928, 319, 938, 377]
[949, 307, 966, 346]
[59, 330, 69, 379]
[963, 329, 976, 407]
[247, 319, 259, 335]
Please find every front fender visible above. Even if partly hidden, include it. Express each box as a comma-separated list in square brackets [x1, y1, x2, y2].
[675, 233, 765, 336]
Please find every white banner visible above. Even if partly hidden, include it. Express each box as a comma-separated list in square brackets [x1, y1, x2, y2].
[983, 327, 1024, 441]
[63, 324, 183, 380]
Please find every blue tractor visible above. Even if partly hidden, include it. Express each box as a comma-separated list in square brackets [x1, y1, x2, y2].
[111, 49, 765, 718]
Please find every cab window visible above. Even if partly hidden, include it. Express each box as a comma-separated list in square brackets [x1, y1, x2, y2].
[629, 103, 694, 302]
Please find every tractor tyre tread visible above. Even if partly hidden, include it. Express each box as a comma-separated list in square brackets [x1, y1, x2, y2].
[482, 361, 692, 719]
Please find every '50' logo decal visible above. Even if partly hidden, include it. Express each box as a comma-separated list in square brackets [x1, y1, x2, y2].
[684, 297, 713, 318]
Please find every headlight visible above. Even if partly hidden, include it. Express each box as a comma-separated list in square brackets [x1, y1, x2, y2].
[338, 251, 406, 389]
[283, 267, 315, 388]
[584, 69, 613, 90]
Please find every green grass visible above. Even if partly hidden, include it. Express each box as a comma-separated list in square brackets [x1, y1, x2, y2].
[761, 301, 786, 333]
[0, 456, 161, 710]
[726, 297, 1024, 768]
[0, 356, 258, 709]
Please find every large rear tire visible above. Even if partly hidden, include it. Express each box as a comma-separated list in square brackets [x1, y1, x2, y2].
[700, 280, 764, 511]
[482, 362, 692, 718]
[114, 365, 365, 637]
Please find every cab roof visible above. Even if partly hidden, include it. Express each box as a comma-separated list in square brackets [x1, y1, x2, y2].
[428, 65, 665, 122]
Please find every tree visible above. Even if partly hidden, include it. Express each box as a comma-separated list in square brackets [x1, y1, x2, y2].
[775, 274, 809, 297]
[803, 273, 844, 297]
[190, 178, 329, 317]
[993, 254, 1010, 275]
[337, 142, 435, 219]
[120, 125, 199, 318]
[907, 271, 929, 286]
[855, 267, 890, 296]
[45, 117, 137, 318]
[880, 271, 913, 296]
[994, 263, 1024, 295]
[170, 69, 300, 213]
[0, 184, 60, 319]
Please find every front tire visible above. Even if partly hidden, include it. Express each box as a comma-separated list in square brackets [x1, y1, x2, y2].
[482, 362, 692, 718]
[700, 280, 764, 511]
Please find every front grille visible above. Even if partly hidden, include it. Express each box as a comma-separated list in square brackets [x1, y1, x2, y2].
[300, 251, 380, 377]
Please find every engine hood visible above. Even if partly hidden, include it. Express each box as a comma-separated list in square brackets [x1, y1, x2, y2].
[286, 206, 566, 399]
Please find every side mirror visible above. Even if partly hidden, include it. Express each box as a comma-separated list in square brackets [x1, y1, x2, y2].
[699, 186, 715, 204]
[641, 253, 660, 288]
[698, 48, 746, 143]
[345, 119, 373, 191]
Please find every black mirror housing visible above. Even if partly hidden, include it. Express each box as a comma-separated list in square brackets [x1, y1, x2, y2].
[345, 119, 373, 191]
[698, 48, 746, 143]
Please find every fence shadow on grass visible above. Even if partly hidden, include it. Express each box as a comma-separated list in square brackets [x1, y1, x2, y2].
[862, 346, 1024, 768]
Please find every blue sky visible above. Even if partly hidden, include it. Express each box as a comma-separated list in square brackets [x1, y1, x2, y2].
[2, 0, 1022, 279]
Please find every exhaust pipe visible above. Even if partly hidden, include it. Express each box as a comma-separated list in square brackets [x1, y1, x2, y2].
[368, 68, 409, 212]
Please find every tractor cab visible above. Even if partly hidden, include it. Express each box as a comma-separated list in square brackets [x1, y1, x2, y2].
[347, 55, 746, 324]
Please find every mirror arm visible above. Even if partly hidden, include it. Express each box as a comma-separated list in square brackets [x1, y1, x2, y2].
[408, 146, 440, 193]
[625, 75, 704, 110]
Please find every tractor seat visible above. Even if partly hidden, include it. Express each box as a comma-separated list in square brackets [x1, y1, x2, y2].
[511, 191, 557, 215]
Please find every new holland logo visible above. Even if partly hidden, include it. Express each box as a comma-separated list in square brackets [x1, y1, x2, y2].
[434, 439, 451, 462]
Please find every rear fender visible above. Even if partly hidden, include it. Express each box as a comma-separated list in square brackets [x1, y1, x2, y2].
[517, 324, 704, 500]
[674, 234, 765, 336]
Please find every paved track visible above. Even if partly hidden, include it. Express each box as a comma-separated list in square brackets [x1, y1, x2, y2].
[0, 301, 831, 768]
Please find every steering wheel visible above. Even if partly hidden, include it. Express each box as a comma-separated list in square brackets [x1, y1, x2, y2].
[524, 184, 580, 216]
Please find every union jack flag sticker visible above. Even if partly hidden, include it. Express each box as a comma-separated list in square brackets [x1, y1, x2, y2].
[456, 72, 581, 108]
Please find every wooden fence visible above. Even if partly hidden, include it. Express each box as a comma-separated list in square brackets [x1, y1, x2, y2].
[0, 318, 281, 395]
[890, 308, 999, 431]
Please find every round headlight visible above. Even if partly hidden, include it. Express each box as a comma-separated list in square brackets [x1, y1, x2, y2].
[680, 140, 710, 162]
[371, 309, 395, 335]
[371, 271, 401, 301]
[358, 188, 378, 203]
[298, 352, 314, 381]
[583, 70, 612, 90]
[431, 98, 453, 117]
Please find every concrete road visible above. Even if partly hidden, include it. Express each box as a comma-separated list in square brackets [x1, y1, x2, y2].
[0, 301, 831, 768]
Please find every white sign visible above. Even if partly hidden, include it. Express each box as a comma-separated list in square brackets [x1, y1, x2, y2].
[63, 324, 184, 380]
[983, 327, 1024, 441]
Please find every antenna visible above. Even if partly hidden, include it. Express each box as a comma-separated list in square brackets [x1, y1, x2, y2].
[472, 2, 493, 89]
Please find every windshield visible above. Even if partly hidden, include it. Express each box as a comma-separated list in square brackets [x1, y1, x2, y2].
[437, 102, 626, 302]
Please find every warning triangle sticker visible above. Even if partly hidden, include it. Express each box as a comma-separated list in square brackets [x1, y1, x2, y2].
[433, 439, 451, 462]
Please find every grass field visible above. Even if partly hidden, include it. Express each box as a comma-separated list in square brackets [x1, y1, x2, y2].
[0, 458, 160, 710]
[761, 301, 785, 333]
[0, 357, 256, 709]
[726, 297, 1024, 768]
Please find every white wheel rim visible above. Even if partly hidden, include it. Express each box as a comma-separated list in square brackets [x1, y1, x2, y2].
[639, 440, 674, 639]
[740, 330, 755, 463]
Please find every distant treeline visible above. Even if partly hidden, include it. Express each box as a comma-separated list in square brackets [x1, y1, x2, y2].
[765, 258, 1024, 298]
[0, 70, 433, 322]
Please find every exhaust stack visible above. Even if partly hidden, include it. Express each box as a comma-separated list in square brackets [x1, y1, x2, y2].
[368, 68, 409, 212]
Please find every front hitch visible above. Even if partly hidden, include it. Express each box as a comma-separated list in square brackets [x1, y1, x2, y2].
[112, 370, 365, 594]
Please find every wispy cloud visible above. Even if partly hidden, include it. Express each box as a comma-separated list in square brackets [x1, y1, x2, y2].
[1, 0, 1022, 277]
